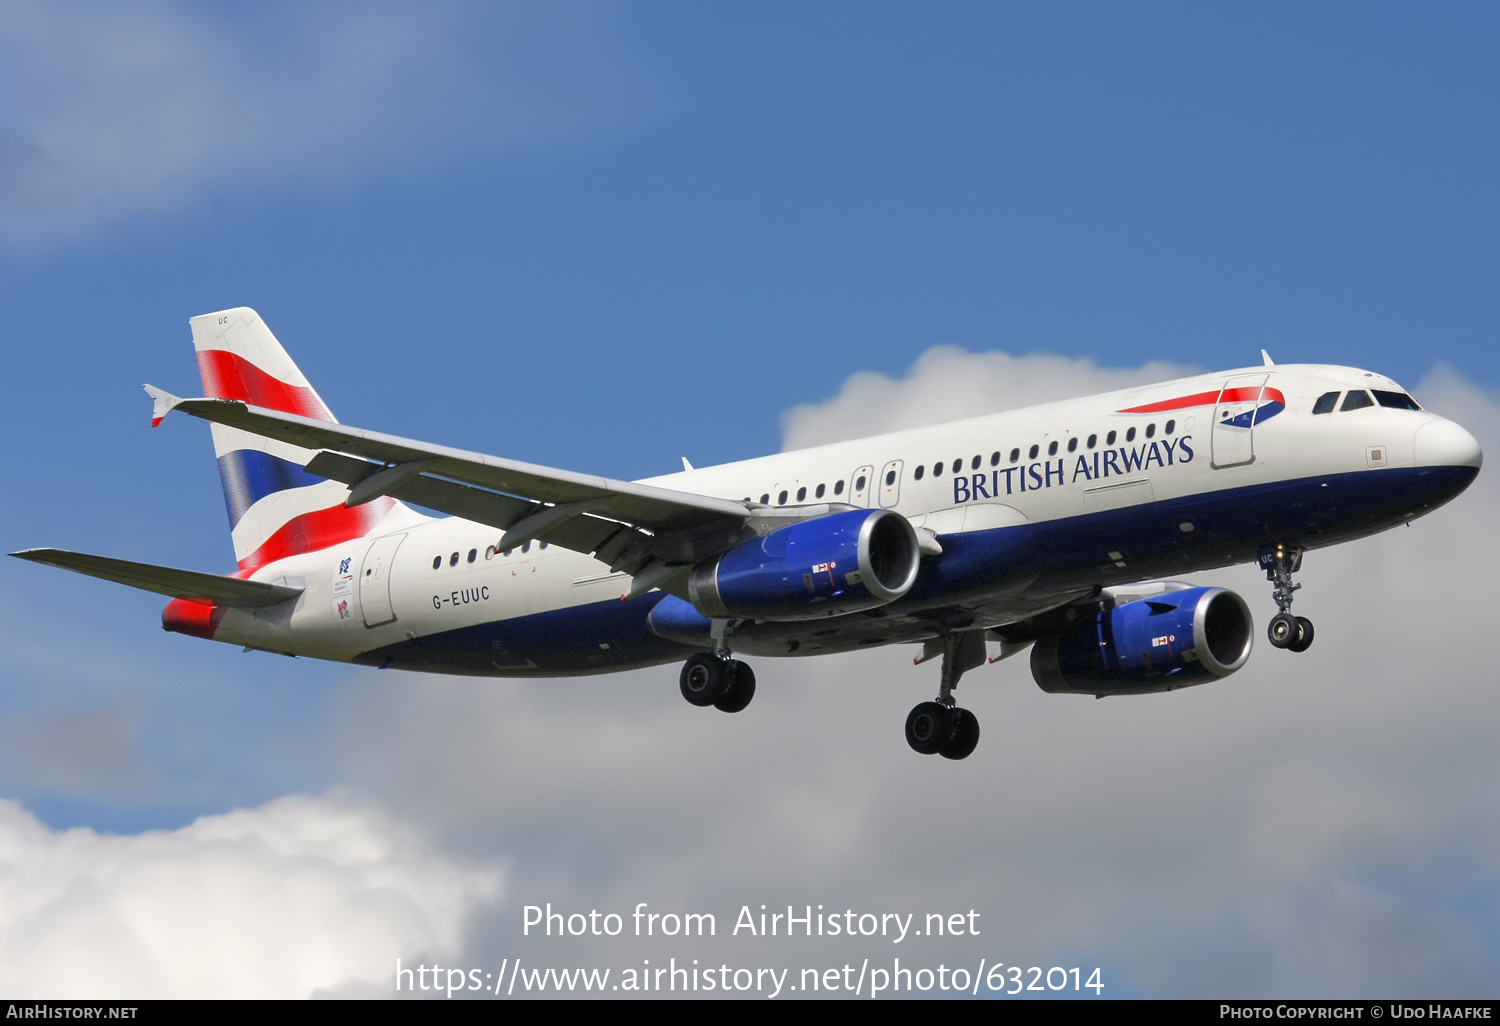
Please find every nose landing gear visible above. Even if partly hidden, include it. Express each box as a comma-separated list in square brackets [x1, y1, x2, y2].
[1260, 544, 1314, 653]
[905, 630, 985, 760]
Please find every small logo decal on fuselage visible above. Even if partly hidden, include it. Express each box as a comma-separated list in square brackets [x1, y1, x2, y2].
[332, 555, 355, 618]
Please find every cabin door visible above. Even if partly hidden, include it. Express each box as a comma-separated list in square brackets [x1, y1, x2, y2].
[360, 533, 406, 627]
[1211, 374, 1269, 469]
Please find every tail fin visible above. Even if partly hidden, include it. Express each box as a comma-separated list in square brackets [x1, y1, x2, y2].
[190, 307, 398, 573]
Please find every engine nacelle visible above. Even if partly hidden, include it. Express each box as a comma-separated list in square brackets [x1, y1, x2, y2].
[1031, 586, 1253, 695]
[689, 508, 920, 621]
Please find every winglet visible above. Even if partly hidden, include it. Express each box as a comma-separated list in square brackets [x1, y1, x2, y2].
[143, 384, 184, 427]
[681, 457, 694, 471]
[1261, 349, 1275, 367]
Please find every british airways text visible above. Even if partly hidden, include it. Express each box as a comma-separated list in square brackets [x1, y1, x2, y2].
[952, 436, 1194, 503]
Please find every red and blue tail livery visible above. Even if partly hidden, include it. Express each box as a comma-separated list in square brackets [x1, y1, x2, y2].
[187, 309, 399, 574]
[11, 308, 1482, 761]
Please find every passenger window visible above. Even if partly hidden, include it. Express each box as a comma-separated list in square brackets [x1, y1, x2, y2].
[1106, 430, 1116, 445]
[951, 458, 962, 474]
[990, 451, 1000, 466]
[914, 465, 925, 481]
[816, 483, 826, 498]
[886, 470, 896, 486]
[1087, 434, 1097, 448]
[1373, 390, 1421, 411]
[1028, 444, 1039, 459]
[1067, 437, 1078, 452]
[834, 480, 844, 495]
[449, 552, 459, 567]
[1145, 423, 1155, 439]
[1009, 448, 1020, 463]
[432, 556, 441, 570]
[521, 541, 531, 553]
[1047, 441, 1058, 456]
[1311, 392, 1340, 415]
[1165, 420, 1175, 435]
[1126, 427, 1136, 442]
[468, 548, 477, 563]
[760, 493, 770, 504]
[855, 475, 866, 491]
[971, 455, 981, 470]
[796, 486, 807, 502]
[1341, 390, 1374, 412]
[778, 490, 788, 505]
[933, 461, 943, 477]
[540, 542, 548, 550]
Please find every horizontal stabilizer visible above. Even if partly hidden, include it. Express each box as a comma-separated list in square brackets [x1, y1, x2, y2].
[10, 549, 302, 607]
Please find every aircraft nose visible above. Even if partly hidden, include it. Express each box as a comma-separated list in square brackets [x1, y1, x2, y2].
[1415, 418, 1483, 469]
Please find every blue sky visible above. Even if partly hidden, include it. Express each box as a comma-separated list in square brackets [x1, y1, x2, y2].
[0, 2, 1497, 997]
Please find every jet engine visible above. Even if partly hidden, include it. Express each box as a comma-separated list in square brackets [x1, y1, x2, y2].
[688, 507, 920, 620]
[1031, 586, 1253, 695]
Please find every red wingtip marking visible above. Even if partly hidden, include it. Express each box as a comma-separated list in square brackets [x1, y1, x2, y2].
[150, 416, 164, 428]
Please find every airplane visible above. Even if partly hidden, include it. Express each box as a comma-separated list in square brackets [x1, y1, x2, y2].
[11, 308, 1483, 760]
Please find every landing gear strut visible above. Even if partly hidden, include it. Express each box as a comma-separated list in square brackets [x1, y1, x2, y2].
[1259, 544, 1314, 653]
[905, 631, 984, 760]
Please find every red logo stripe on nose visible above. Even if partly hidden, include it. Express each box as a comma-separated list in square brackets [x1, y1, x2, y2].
[1118, 387, 1285, 414]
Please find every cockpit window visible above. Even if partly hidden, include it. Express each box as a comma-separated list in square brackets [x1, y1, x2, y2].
[1341, 390, 1374, 412]
[1372, 390, 1421, 411]
[1311, 391, 1340, 415]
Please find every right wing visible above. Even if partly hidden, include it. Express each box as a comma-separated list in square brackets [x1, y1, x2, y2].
[146, 387, 756, 580]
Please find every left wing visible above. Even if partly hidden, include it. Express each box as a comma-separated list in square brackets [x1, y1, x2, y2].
[10, 548, 302, 607]
[147, 387, 754, 580]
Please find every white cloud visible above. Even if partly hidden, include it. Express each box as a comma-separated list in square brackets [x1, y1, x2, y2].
[0, 1, 654, 246]
[780, 345, 1201, 450]
[0, 791, 501, 998]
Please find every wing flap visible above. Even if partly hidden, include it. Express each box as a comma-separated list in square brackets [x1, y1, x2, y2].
[10, 549, 302, 607]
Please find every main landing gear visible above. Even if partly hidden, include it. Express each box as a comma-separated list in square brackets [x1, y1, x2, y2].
[1259, 544, 1314, 653]
[679, 651, 756, 713]
[905, 630, 985, 760]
